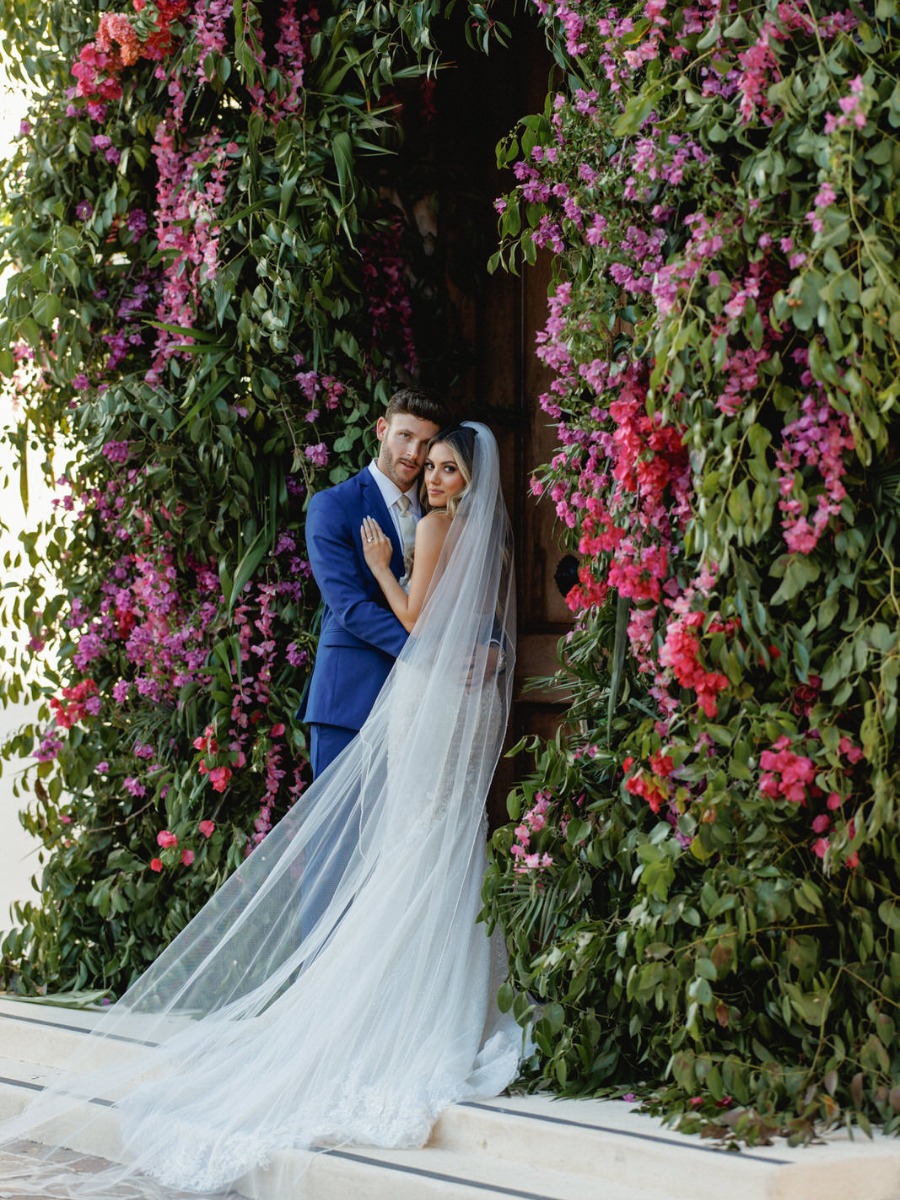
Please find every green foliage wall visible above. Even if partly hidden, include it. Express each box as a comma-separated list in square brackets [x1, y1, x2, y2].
[0, 0, 491, 993]
[482, 0, 900, 1142]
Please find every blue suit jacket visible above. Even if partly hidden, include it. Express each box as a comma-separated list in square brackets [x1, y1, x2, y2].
[301, 467, 408, 732]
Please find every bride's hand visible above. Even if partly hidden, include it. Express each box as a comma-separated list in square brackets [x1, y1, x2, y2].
[361, 517, 392, 573]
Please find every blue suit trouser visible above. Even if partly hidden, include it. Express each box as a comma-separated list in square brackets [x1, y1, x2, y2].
[302, 722, 358, 936]
[309, 722, 357, 780]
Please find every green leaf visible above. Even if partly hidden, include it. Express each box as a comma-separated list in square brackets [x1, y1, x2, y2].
[331, 131, 355, 209]
[771, 556, 821, 604]
[879, 900, 900, 931]
[613, 87, 660, 136]
[32, 293, 60, 327]
[607, 591, 630, 738]
[695, 956, 717, 981]
[228, 528, 270, 614]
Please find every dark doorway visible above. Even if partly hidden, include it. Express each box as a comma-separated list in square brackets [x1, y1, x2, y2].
[429, 19, 575, 818]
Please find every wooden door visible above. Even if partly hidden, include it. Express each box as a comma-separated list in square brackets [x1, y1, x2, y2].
[432, 20, 574, 819]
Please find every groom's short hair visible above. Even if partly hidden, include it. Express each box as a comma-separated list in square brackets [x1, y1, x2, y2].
[385, 388, 450, 429]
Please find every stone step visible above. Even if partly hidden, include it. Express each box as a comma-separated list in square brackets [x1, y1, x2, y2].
[242, 1142, 636, 1200]
[0, 996, 898, 1200]
[0, 1053, 52, 1104]
[441, 1096, 900, 1200]
[0, 998, 118, 1070]
[0, 1069, 641, 1200]
[0, 995, 190, 1069]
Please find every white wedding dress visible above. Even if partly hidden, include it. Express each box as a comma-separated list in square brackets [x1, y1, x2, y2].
[0, 422, 521, 1198]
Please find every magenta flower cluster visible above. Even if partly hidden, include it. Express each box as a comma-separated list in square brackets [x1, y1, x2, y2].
[510, 791, 555, 873]
[147, 122, 233, 380]
[775, 351, 855, 556]
[37, 450, 311, 864]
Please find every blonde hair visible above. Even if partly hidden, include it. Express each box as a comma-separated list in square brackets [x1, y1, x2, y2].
[422, 425, 475, 517]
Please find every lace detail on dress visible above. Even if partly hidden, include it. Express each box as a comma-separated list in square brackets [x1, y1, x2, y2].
[116, 1036, 521, 1193]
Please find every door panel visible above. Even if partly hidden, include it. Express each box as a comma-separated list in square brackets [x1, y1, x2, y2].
[433, 26, 575, 821]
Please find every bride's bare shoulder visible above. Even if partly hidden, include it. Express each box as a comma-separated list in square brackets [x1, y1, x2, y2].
[415, 511, 452, 544]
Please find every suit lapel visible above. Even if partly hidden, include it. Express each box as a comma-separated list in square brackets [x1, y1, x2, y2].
[359, 469, 405, 578]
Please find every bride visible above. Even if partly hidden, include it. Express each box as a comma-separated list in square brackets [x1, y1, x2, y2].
[0, 420, 521, 1198]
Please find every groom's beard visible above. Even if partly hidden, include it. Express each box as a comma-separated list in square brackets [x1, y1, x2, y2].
[378, 445, 421, 491]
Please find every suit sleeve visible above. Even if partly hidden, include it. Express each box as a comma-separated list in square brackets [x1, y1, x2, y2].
[306, 489, 409, 659]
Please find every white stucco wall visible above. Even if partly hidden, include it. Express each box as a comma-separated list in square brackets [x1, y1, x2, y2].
[0, 700, 44, 925]
[0, 78, 47, 926]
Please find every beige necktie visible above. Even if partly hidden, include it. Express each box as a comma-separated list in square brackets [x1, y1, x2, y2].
[396, 493, 416, 576]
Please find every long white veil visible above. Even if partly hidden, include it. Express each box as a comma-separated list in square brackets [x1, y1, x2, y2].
[0, 421, 520, 1197]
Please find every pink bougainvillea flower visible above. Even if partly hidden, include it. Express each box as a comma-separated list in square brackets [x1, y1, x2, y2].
[286, 641, 308, 667]
[624, 767, 668, 813]
[759, 739, 816, 805]
[649, 750, 674, 777]
[49, 678, 100, 729]
[208, 765, 232, 793]
[193, 725, 218, 753]
[149, 857, 163, 873]
[839, 736, 863, 764]
[181, 849, 195, 866]
[198, 819, 216, 838]
[101, 440, 130, 463]
[156, 829, 177, 848]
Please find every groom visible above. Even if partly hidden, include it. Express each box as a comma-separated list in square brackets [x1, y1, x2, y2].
[302, 388, 450, 777]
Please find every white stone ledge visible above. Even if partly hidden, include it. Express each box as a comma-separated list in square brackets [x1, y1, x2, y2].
[0, 995, 897, 1200]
